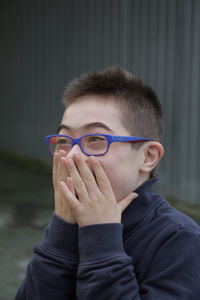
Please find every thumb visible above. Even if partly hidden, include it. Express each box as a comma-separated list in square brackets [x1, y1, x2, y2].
[118, 192, 138, 212]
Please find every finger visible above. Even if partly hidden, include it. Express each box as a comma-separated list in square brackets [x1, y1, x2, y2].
[57, 150, 66, 181]
[90, 156, 112, 194]
[53, 153, 59, 187]
[66, 176, 75, 196]
[58, 149, 66, 155]
[118, 193, 138, 212]
[60, 156, 69, 181]
[59, 181, 80, 211]
[73, 153, 98, 192]
[65, 158, 89, 200]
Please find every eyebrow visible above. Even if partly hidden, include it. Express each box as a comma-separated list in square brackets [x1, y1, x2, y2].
[57, 122, 114, 134]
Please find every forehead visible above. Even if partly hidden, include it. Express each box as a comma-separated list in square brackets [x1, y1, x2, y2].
[61, 96, 129, 134]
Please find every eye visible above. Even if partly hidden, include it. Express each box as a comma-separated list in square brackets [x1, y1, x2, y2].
[87, 136, 106, 142]
[57, 138, 70, 144]
[81, 135, 107, 153]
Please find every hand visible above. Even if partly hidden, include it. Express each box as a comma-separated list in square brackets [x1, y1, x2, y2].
[59, 154, 138, 227]
[53, 150, 76, 223]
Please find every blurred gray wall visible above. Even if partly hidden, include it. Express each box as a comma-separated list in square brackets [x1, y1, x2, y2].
[0, 0, 200, 204]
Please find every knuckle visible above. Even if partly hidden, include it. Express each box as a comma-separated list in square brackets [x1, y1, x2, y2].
[75, 180, 85, 193]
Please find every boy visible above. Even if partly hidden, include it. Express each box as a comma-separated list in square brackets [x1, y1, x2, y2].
[16, 67, 200, 299]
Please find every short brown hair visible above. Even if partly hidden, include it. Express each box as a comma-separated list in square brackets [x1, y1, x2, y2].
[62, 67, 164, 143]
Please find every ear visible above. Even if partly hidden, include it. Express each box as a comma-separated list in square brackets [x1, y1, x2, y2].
[139, 142, 164, 174]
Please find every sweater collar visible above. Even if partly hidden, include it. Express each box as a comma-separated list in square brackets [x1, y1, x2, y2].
[122, 177, 158, 237]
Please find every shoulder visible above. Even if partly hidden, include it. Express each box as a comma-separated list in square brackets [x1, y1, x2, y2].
[154, 195, 200, 235]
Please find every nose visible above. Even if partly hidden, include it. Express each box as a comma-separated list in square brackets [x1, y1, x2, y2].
[66, 143, 87, 160]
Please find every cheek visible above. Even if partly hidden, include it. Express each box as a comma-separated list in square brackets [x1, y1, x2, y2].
[99, 155, 136, 200]
[98, 156, 119, 184]
[98, 156, 117, 182]
[98, 145, 143, 199]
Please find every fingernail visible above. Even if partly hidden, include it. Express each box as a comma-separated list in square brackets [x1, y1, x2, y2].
[59, 181, 66, 190]
[90, 156, 96, 162]
[61, 156, 66, 163]
[74, 153, 80, 160]
[59, 150, 66, 155]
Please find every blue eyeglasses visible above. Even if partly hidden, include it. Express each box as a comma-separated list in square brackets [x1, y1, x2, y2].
[46, 134, 153, 156]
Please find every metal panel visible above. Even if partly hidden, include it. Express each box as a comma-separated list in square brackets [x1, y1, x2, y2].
[0, 0, 200, 204]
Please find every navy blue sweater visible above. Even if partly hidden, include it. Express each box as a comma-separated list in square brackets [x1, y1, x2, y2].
[15, 178, 200, 299]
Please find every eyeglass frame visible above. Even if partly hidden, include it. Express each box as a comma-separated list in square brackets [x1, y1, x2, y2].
[46, 134, 153, 156]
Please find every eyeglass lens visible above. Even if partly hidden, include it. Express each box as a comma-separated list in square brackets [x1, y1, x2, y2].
[50, 136, 71, 154]
[49, 135, 108, 155]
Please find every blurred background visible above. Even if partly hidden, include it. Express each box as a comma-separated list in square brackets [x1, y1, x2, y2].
[0, 0, 200, 299]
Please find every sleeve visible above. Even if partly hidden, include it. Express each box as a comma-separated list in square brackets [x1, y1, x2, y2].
[76, 223, 141, 300]
[15, 213, 78, 300]
[76, 224, 200, 300]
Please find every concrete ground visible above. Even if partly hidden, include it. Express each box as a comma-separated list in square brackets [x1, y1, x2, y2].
[0, 154, 53, 300]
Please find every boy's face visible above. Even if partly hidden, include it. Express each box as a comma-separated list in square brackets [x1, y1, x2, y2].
[59, 95, 148, 201]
